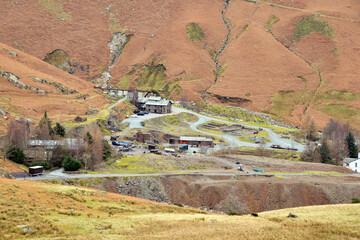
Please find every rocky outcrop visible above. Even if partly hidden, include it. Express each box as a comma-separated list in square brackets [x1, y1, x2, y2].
[43, 49, 72, 73]
[1, 72, 27, 89]
[94, 33, 132, 85]
[29, 76, 77, 94]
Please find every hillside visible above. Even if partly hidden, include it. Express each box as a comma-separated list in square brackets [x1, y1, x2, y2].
[0, 42, 110, 134]
[0, 178, 359, 239]
[1, 0, 360, 129]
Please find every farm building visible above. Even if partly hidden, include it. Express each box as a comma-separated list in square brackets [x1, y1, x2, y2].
[25, 139, 83, 162]
[179, 136, 213, 147]
[343, 158, 360, 172]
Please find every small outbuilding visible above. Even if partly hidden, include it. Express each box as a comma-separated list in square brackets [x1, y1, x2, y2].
[179, 136, 213, 147]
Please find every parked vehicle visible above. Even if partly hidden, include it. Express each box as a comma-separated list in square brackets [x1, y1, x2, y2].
[130, 114, 138, 118]
[144, 111, 149, 114]
[179, 144, 189, 151]
[133, 109, 140, 114]
[164, 148, 176, 154]
[137, 112, 145, 116]
[112, 141, 132, 147]
[29, 166, 44, 176]
[253, 168, 265, 173]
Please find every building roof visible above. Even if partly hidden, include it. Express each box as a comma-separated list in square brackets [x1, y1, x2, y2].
[180, 136, 213, 142]
[145, 99, 171, 106]
[28, 139, 83, 148]
[343, 158, 359, 164]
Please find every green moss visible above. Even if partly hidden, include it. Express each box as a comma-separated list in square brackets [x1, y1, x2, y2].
[108, 12, 128, 34]
[186, 23, 205, 42]
[330, 48, 339, 56]
[314, 90, 360, 102]
[316, 104, 359, 121]
[177, 112, 199, 123]
[270, 91, 311, 117]
[265, 15, 280, 30]
[39, 0, 72, 21]
[294, 16, 335, 41]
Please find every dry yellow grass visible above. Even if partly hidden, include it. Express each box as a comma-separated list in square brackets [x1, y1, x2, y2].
[0, 178, 359, 240]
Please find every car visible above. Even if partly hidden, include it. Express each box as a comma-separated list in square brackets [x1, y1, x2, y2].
[253, 168, 265, 173]
[130, 114, 138, 118]
[136, 112, 145, 116]
[144, 111, 149, 114]
[133, 110, 140, 114]
[236, 162, 240, 165]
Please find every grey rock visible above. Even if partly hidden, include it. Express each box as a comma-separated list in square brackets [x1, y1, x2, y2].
[0, 108, 7, 115]
[22, 228, 33, 233]
[16, 225, 28, 229]
[287, 212, 298, 218]
[9, 50, 17, 56]
[96, 227, 105, 230]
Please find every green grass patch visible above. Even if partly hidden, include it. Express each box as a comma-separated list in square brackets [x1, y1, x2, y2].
[314, 90, 360, 103]
[186, 23, 205, 42]
[232, 147, 301, 160]
[270, 90, 311, 117]
[268, 171, 344, 176]
[177, 112, 199, 123]
[39, 0, 72, 21]
[108, 12, 128, 34]
[316, 104, 359, 121]
[265, 15, 280, 30]
[294, 15, 335, 41]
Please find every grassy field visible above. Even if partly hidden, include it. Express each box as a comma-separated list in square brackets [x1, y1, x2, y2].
[0, 178, 359, 239]
[99, 154, 218, 174]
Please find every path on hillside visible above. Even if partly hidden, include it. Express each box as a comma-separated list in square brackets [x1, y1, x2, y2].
[107, 96, 127, 110]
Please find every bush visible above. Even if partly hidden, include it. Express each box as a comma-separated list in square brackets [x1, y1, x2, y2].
[173, 203, 183, 207]
[6, 146, 25, 164]
[227, 211, 238, 216]
[30, 162, 53, 170]
[352, 198, 360, 203]
[62, 155, 82, 171]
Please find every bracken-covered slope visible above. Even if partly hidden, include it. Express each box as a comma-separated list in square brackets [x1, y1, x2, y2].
[1, 0, 360, 129]
[0, 42, 109, 134]
[0, 178, 359, 239]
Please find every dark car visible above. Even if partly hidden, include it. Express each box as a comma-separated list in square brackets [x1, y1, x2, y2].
[137, 112, 145, 116]
[144, 111, 149, 114]
[236, 162, 240, 165]
[112, 141, 121, 146]
[133, 109, 140, 114]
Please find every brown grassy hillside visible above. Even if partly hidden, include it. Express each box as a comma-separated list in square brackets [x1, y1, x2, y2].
[0, 178, 359, 239]
[0, 42, 110, 134]
[0, 0, 360, 129]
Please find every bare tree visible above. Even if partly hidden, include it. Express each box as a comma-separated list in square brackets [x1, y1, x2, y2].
[82, 123, 104, 170]
[127, 84, 139, 106]
[322, 119, 349, 164]
[4, 118, 31, 151]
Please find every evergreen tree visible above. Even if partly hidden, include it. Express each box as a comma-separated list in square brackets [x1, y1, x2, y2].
[319, 142, 332, 164]
[54, 122, 66, 137]
[39, 110, 53, 137]
[6, 146, 25, 164]
[346, 132, 358, 158]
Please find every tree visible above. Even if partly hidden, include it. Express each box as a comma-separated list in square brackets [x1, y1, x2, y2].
[6, 146, 25, 164]
[38, 110, 53, 138]
[303, 114, 317, 141]
[4, 118, 31, 161]
[346, 131, 358, 158]
[62, 155, 82, 171]
[127, 84, 138, 106]
[54, 122, 66, 137]
[319, 142, 332, 164]
[81, 123, 104, 170]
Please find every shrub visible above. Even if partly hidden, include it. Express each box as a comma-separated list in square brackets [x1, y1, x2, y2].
[227, 211, 238, 216]
[251, 212, 259, 217]
[30, 162, 53, 170]
[6, 146, 25, 164]
[62, 155, 82, 171]
[173, 203, 183, 207]
[352, 198, 360, 203]
[53, 122, 66, 137]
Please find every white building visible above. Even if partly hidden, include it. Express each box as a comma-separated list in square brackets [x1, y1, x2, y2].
[343, 158, 360, 172]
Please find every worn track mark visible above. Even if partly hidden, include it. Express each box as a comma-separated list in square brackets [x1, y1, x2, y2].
[201, 0, 231, 103]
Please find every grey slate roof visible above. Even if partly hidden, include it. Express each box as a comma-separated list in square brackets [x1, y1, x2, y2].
[343, 158, 359, 164]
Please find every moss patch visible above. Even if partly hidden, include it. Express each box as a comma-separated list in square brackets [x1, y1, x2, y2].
[314, 90, 360, 103]
[265, 15, 280, 30]
[186, 23, 205, 42]
[270, 90, 311, 117]
[294, 15, 335, 41]
[316, 104, 359, 121]
[39, 0, 72, 21]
